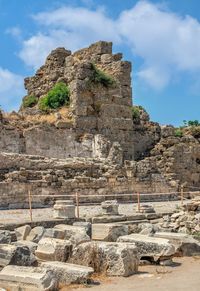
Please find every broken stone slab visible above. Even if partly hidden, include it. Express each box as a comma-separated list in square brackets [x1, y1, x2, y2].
[0, 244, 36, 267]
[35, 238, 72, 262]
[139, 223, 160, 236]
[0, 265, 57, 290]
[43, 228, 65, 239]
[54, 224, 90, 245]
[0, 230, 12, 244]
[53, 200, 75, 219]
[117, 234, 176, 262]
[73, 222, 92, 237]
[12, 240, 38, 254]
[15, 225, 31, 241]
[101, 200, 119, 215]
[92, 215, 126, 224]
[69, 241, 139, 277]
[126, 214, 146, 221]
[26, 226, 45, 243]
[41, 261, 94, 285]
[137, 204, 155, 214]
[92, 223, 128, 242]
[154, 232, 200, 256]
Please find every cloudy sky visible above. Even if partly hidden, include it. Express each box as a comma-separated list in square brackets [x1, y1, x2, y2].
[0, 0, 200, 125]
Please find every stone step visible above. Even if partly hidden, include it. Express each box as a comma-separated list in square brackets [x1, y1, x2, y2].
[0, 265, 57, 290]
[41, 261, 94, 285]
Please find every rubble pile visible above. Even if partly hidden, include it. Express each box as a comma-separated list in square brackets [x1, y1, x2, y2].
[159, 197, 200, 235]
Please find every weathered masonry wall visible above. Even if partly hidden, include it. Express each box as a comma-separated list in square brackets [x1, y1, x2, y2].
[23, 41, 134, 160]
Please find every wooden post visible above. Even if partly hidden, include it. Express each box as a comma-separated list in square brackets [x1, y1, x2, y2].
[28, 187, 33, 222]
[181, 185, 184, 207]
[137, 192, 140, 212]
[76, 192, 80, 218]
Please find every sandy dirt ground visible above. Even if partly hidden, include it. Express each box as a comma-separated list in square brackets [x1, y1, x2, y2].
[62, 257, 200, 291]
[0, 201, 181, 225]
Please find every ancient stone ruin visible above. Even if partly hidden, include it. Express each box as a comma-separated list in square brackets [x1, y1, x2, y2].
[0, 41, 199, 208]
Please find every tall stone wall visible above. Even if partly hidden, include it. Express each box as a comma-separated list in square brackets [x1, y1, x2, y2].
[23, 41, 134, 160]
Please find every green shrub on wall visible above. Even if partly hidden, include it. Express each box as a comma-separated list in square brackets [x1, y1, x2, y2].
[39, 82, 70, 112]
[175, 129, 183, 138]
[90, 63, 115, 88]
[23, 95, 38, 108]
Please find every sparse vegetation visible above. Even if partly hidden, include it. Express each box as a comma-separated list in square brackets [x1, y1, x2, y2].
[131, 106, 140, 121]
[89, 63, 115, 88]
[176, 119, 200, 138]
[22, 95, 38, 108]
[38, 82, 70, 112]
[175, 128, 183, 138]
[183, 120, 200, 127]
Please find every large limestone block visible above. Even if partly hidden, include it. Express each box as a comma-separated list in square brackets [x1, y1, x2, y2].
[12, 240, 38, 254]
[101, 200, 119, 215]
[0, 265, 57, 290]
[15, 225, 31, 241]
[73, 222, 92, 237]
[117, 234, 176, 262]
[26, 226, 45, 243]
[154, 232, 200, 256]
[35, 238, 72, 262]
[0, 244, 36, 267]
[53, 200, 75, 219]
[0, 230, 12, 244]
[70, 241, 139, 277]
[41, 261, 94, 285]
[92, 223, 128, 242]
[43, 228, 65, 239]
[54, 224, 90, 245]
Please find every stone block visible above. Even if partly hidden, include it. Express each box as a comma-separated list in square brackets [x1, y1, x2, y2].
[117, 234, 176, 262]
[15, 225, 31, 241]
[0, 230, 12, 244]
[41, 261, 94, 285]
[0, 265, 57, 290]
[101, 200, 119, 215]
[0, 244, 36, 267]
[54, 224, 90, 245]
[35, 238, 72, 262]
[73, 222, 92, 237]
[154, 232, 200, 256]
[92, 215, 126, 224]
[53, 200, 75, 219]
[12, 240, 38, 254]
[43, 228, 65, 239]
[92, 223, 128, 242]
[70, 241, 139, 277]
[26, 226, 45, 243]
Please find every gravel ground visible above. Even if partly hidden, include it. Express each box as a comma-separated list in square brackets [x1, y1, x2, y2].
[63, 257, 200, 291]
[0, 201, 181, 225]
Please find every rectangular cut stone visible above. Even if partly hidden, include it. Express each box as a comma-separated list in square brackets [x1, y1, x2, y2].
[0, 265, 57, 290]
[0, 244, 17, 267]
[92, 223, 128, 242]
[35, 238, 72, 262]
[41, 261, 94, 285]
[92, 215, 126, 223]
[70, 241, 139, 277]
[117, 234, 176, 262]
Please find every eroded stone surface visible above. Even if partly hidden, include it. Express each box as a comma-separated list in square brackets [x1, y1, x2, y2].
[69, 241, 139, 276]
[0, 265, 57, 290]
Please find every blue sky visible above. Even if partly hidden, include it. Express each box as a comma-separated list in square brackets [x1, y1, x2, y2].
[0, 0, 200, 126]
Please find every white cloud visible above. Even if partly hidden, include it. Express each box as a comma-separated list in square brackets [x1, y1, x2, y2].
[18, 0, 200, 90]
[0, 68, 24, 111]
[118, 1, 200, 88]
[20, 6, 119, 69]
[6, 27, 22, 39]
